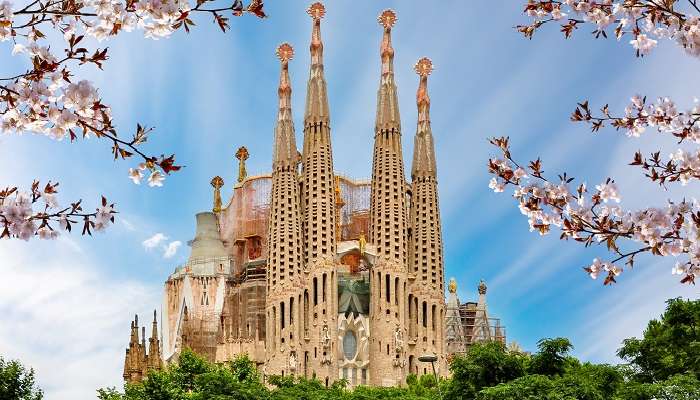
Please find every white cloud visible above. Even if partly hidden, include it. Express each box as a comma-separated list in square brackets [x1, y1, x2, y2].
[0, 239, 159, 400]
[120, 218, 136, 232]
[163, 241, 182, 259]
[142, 233, 167, 249]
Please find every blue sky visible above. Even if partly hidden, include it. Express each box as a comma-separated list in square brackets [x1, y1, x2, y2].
[1, 1, 699, 398]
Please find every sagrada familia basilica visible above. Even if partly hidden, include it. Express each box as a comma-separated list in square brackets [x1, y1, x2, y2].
[123, 3, 507, 387]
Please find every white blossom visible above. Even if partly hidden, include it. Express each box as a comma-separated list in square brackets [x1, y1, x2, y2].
[630, 34, 657, 55]
[129, 168, 144, 184]
[595, 182, 620, 203]
[147, 170, 165, 187]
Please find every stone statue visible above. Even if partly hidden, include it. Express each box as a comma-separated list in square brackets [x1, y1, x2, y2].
[289, 351, 297, 371]
[394, 325, 404, 353]
[321, 321, 331, 349]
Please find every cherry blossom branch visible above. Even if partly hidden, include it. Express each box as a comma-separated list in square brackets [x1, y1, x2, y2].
[571, 97, 700, 186]
[488, 136, 700, 285]
[0, 181, 116, 240]
[0, 0, 267, 239]
[518, 1, 700, 57]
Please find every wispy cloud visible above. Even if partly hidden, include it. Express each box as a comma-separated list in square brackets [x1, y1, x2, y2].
[0, 240, 159, 400]
[142, 233, 168, 249]
[120, 218, 137, 232]
[163, 240, 182, 259]
[142, 233, 182, 259]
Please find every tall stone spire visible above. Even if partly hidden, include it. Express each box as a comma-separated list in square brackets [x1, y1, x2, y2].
[369, 9, 407, 264]
[408, 57, 445, 374]
[409, 57, 443, 289]
[368, 9, 410, 386]
[266, 43, 305, 376]
[148, 310, 162, 370]
[301, 2, 337, 263]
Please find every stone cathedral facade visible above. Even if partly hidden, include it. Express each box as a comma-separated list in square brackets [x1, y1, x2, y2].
[122, 3, 506, 388]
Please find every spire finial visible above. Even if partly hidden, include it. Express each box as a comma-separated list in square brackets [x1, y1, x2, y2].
[276, 42, 294, 63]
[307, 2, 325, 20]
[478, 279, 487, 295]
[378, 9, 397, 77]
[449, 278, 457, 294]
[235, 146, 249, 183]
[378, 9, 397, 29]
[414, 57, 434, 77]
[414, 57, 433, 124]
[307, 2, 325, 67]
[210, 176, 224, 213]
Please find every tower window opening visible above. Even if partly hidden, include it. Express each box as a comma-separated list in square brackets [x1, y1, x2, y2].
[281, 301, 286, 329]
[313, 277, 318, 306]
[290, 297, 294, 324]
[385, 274, 390, 302]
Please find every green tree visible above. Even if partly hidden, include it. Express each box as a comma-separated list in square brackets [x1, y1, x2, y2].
[0, 356, 43, 400]
[528, 338, 574, 377]
[446, 341, 527, 399]
[477, 374, 554, 400]
[617, 298, 700, 383]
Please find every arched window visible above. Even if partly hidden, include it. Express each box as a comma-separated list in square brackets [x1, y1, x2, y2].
[422, 301, 427, 328]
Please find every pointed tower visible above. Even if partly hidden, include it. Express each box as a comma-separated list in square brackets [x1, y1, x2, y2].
[265, 43, 305, 376]
[123, 315, 147, 383]
[408, 57, 446, 375]
[445, 278, 466, 354]
[301, 2, 337, 265]
[368, 9, 410, 386]
[369, 9, 407, 265]
[148, 310, 163, 371]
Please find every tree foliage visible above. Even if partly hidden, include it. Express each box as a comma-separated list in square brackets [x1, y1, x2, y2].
[0, 356, 43, 400]
[618, 297, 700, 382]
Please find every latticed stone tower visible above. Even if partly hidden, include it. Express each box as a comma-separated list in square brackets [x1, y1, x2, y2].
[265, 43, 305, 376]
[297, 3, 339, 384]
[302, 2, 337, 265]
[368, 9, 411, 386]
[408, 57, 446, 373]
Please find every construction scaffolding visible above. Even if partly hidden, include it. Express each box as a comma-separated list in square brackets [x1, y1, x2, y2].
[219, 175, 373, 265]
[219, 175, 272, 274]
[181, 309, 220, 362]
[336, 175, 371, 242]
[458, 302, 506, 346]
[445, 279, 507, 355]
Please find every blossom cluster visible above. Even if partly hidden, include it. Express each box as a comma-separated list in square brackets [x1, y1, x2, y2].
[520, 1, 700, 58]
[572, 96, 700, 186]
[0, 182, 115, 240]
[488, 136, 700, 285]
